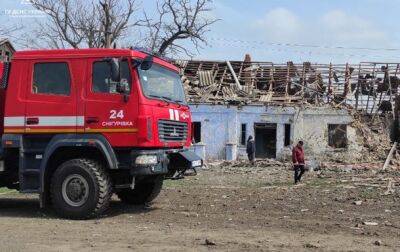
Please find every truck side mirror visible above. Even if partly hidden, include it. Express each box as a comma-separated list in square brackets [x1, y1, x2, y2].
[107, 58, 120, 82]
[140, 55, 153, 71]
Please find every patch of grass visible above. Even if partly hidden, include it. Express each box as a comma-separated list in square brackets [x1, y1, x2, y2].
[163, 179, 192, 189]
[359, 188, 380, 200]
[239, 179, 292, 188]
[163, 174, 222, 189]
[0, 187, 17, 194]
[306, 177, 342, 188]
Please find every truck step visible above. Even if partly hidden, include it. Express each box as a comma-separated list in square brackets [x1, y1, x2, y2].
[22, 169, 41, 175]
[22, 148, 45, 154]
[115, 184, 131, 189]
[20, 189, 40, 194]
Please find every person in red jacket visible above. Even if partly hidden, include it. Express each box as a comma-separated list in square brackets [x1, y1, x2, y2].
[292, 141, 305, 184]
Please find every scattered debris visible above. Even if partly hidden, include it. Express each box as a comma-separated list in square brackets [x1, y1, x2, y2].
[304, 243, 319, 249]
[1, 156, 400, 250]
[353, 200, 363, 206]
[320, 162, 382, 171]
[204, 239, 216, 246]
[374, 240, 382, 246]
[349, 114, 393, 163]
[363, 221, 378, 226]
[382, 142, 398, 170]
[383, 179, 396, 195]
[217, 159, 290, 169]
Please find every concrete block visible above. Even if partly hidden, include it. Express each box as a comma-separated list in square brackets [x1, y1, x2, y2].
[225, 143, 237, 161]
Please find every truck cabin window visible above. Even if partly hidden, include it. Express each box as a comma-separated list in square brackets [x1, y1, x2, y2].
[138, 64, 186, 104]
[92, 60, 131, 94]
[32, 62, 71, 95]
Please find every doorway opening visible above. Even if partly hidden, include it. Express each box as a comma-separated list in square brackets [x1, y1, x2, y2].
[254, 123, 277, 158]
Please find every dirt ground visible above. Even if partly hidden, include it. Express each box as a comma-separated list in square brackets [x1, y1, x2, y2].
[0, 161, 399, 252]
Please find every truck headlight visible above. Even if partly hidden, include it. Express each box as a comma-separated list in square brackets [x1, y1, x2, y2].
[135, 155, 158, 165]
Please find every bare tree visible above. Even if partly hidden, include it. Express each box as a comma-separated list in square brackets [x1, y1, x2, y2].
[29, 0, 140, 48]
[142, 0, 218, 56]
[0, 26, 20, 38]
[0, 28, 10, 38]
[25, 0, 217, 56]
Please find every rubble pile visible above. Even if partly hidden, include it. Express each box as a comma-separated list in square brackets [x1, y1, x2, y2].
[313, 112, 396, 164]
[320, 162, 382, 172]
[351, 114, 393, 162]
[229, 159, 289, 168]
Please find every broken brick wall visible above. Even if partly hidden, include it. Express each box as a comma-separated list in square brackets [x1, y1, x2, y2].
[277, 107, 364, 163]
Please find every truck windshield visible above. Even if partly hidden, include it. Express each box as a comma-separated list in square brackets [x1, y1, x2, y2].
[138, 64, 186, 105]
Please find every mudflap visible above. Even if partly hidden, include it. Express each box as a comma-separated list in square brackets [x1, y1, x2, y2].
[0, 147, 3, 172]
[166, 150, 203, 180]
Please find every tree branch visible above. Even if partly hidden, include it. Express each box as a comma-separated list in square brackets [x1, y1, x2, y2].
[141, 0, 218, 57]
[29, 0, 142, 48]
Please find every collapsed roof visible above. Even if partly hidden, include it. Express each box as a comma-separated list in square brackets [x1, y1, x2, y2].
[174, 55, 400, 115]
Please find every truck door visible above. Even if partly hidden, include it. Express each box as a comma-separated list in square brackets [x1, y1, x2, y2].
[20, 60, 78, 192]
[25, 60, 78, 133]
[83, 58, 138, 146]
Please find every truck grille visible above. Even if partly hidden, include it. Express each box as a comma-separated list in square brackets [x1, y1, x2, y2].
[158, 120, 188, 142]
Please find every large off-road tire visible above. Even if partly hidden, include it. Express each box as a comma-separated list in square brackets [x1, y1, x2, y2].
[51, 159, 112, 219]
[117, 176, 163, 205]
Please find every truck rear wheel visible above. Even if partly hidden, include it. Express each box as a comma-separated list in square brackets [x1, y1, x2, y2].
[50, 159, 112, 219]
[117, 176, 163, 205]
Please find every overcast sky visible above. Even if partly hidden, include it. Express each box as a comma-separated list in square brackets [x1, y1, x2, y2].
[1, 0, 400, 63]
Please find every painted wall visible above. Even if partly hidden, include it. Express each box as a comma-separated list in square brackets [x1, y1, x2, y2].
[189, 104, 361, 161]
[299, 109, 363, 162]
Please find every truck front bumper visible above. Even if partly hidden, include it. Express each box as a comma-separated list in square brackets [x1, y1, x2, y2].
[130, 149, 202, 176]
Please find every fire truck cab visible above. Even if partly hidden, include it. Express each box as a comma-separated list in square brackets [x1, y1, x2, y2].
[0, 49, 201, 219]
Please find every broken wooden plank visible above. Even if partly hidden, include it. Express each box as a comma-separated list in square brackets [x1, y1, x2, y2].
[355, 64, 361, 110]
[259, 92, 273, 102]
[382, 142, 397, 170]
[226, 61, 242, 91]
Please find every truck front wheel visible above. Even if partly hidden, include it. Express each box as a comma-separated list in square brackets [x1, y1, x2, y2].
[117, 176, 163, 205]
[50, 159, 112, 219]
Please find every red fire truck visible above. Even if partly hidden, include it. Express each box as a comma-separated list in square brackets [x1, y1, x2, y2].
[0, 49, 202, 219]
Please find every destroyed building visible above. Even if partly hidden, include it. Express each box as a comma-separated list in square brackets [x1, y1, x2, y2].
[175, 55, 398, 161]
[0, 39, 15, 62]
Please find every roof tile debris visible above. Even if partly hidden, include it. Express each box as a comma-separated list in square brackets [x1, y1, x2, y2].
[174, 56, 400, 115]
